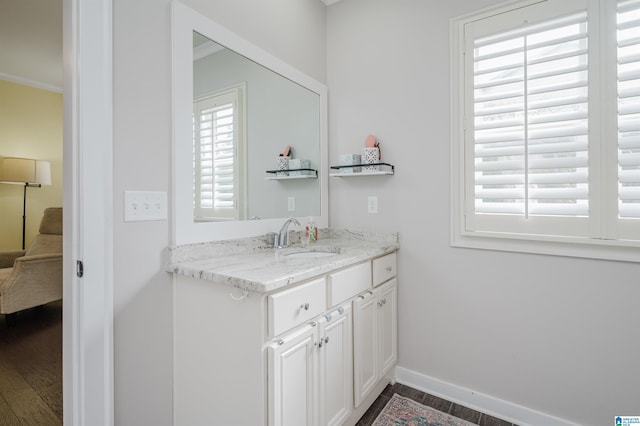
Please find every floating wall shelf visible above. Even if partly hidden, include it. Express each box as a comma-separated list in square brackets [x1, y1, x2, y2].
[265, 168, 318, 180]
[329, 163, 395, 177]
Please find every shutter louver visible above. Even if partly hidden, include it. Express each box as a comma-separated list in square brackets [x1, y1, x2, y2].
[211, 106, 235, 209]
[473, 12, 589, 217]
[618, 0, 640, 219]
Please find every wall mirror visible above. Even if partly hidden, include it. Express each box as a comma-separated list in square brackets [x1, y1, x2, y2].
[172, 2, 328, 244]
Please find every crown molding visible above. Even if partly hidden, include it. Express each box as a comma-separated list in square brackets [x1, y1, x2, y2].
[0, 72, 63, 93]
[193, 40, 226, 61]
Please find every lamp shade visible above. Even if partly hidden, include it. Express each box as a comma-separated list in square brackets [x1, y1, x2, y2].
[35, 160, 52, 185]
[0, 157, 51, 185]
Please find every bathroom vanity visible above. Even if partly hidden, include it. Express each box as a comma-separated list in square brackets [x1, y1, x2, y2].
[168, 229, 399, 425]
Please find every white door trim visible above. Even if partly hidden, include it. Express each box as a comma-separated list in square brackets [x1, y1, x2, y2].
[62, 0, 114, 424]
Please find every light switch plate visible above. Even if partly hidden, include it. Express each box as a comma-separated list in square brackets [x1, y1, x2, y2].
[288, 196, 296, 212]
[124, 190, 168, 222]
[368, 196, 378, 214]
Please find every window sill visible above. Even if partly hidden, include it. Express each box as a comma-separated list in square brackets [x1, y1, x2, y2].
[451, 231, 640, 263]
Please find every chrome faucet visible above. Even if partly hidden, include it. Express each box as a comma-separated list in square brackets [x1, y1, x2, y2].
[276, 217, 300, 248]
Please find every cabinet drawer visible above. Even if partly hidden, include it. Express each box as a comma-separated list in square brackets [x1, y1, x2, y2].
[328, 262, 372, 307]
[268, 278, 326, 337]
[372, 252, 397, 287]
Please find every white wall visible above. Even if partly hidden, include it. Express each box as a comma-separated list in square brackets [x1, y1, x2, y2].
[326, 1, 640, 425]
[112, 0, 326, 424]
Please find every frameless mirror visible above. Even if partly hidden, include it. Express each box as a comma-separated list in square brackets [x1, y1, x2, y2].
[192, 32, 320, 222]
[172, 2, 328, 244]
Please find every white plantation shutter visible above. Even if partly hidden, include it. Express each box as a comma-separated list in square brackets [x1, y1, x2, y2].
[193, 87, 245, 220]
[454, 0, 640, 257]
[473, 12, 589, 219]
[618, 0, 640, 220]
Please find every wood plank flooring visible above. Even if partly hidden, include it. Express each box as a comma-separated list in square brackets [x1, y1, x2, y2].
[0, 301, 63, 425]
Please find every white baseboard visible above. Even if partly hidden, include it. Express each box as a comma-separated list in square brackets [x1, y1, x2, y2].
[394, 366, 580, 426]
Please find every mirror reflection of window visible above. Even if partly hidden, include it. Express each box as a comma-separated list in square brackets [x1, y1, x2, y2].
[193, 84, 246, 221]
[188, 28, 322, 225]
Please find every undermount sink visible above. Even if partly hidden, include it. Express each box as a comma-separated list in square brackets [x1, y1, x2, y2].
[284, 251, 339, 259]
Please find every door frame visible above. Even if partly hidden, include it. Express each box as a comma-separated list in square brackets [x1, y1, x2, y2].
[62, 0, 114, 424]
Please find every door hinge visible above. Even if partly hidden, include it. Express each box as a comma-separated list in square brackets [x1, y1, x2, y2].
[76, 260, 84, 278]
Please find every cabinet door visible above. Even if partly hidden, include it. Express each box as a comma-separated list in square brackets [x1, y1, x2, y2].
[352, 291, 378, 407]
[268, 324, 317, 426]
[377, 279, 397, 377]
[318, 304, 353, 426]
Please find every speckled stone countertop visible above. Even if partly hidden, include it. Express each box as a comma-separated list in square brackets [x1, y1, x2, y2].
[167, 228, 399, 293]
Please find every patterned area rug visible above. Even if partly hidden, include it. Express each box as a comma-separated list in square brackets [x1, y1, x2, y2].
[373, 394, 476, 426]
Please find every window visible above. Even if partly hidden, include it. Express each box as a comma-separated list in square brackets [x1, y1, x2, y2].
[193, 85, 246, 221]
[451, 0, 640, 261]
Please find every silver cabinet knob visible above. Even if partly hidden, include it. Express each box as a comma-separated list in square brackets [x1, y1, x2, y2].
[386, 266, 393, 272]
[300, 302, 309, 311]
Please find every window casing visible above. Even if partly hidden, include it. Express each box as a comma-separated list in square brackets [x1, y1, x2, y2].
[451, 0, 640, 261]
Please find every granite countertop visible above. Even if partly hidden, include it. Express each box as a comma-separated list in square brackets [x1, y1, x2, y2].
[167, 228, 399, 293]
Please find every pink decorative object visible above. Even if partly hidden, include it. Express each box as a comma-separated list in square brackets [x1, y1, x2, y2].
[365, 135, 377, 147]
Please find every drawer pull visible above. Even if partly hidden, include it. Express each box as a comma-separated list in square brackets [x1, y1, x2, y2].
[300, 302, 310, 311]
[318, 336, 330, 348]
[276, 339, 284, 346]
[378, 298, 387, 307]
[386, 266, 393, 272]
[359, 290, 374, 300]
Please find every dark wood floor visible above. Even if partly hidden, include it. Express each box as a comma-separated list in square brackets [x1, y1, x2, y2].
[357, 382, 517, 426]
[0, 301, 63, 425]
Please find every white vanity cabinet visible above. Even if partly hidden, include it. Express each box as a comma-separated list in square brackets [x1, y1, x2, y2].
[268, 302, 352, 426]
[353, 253, 398, 409]
[173, 249, 397, 426]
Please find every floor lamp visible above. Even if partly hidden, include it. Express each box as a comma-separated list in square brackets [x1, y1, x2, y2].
[0, 157, 52, 250]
